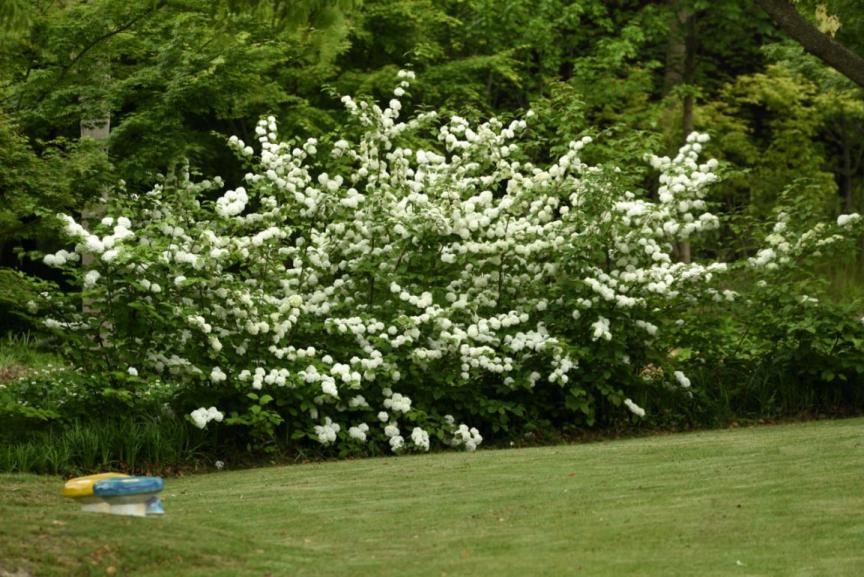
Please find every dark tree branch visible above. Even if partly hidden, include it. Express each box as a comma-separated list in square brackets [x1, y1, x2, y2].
[755, 0, 864, 89]
[57, 1, 167, 84]
[12, 2, 167, 112]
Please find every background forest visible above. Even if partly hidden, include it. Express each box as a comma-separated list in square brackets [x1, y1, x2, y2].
[2, 0, 864, 474]
[3, 0, 864, 267]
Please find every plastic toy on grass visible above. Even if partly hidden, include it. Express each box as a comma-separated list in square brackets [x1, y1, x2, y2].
[63, 474, 165, 517]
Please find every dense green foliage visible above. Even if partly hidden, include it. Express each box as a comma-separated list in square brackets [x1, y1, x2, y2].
[2, 1, 861, 243]
[3, 0, 863, 256]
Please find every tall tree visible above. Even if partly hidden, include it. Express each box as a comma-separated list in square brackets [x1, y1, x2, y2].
[755, 0, 864, 89]
[662, 0, 699, 263]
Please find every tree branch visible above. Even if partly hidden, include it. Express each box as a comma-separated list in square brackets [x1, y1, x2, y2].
[755, 0, 864, 89]
[57, 1, 167, 84]
[12, 2, 168, 113]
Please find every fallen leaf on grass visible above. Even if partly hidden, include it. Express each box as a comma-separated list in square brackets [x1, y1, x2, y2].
[89, 545, 112, 563]
[0, 568, 34, 577]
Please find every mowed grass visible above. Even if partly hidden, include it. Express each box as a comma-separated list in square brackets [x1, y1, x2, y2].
[2, 419, 863, 577]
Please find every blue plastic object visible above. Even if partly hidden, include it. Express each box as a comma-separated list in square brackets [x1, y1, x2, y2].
[93, 476, 164, 497]
[146, 496, 165, 515]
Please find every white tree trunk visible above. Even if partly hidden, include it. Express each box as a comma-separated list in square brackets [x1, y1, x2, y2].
[79, 60, 111, 269]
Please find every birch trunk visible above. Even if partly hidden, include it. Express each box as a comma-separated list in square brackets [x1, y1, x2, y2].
[79, 59, 111, 269]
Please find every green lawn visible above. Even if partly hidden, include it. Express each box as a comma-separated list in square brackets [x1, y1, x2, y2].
[2, 418, 863, 577]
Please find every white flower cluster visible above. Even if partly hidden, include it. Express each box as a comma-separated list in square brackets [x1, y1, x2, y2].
[383, 420, 404, 451]
[190, 406, 224, 429]
[43, 249, 79, 267]
[411, 427, 430, 451]
[837, 213, 860, 227]
[314, 417, 341, 444]
[210, 366, 227, 383]
[645, 133, 719, 241]
[238, 367, 291, 389]
[216, 187, 249, 218]
[348, 423, 370, 442]
[749, 210, 855, 271]
[623, 398, 646, 418]
[591, 316, 612, 342]
[83, 270, 101, 288]
[673, 371, 691, 389]
[47, 215, 135, 264]
[450, 423, 483, 452]
[383, 391, 412, 413]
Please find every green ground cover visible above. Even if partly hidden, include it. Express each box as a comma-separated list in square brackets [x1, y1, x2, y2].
[0, 332, 62, 383]
[2, 418, 863, 577]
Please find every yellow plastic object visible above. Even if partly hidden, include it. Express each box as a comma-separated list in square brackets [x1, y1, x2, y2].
[63, 473, 129, 498]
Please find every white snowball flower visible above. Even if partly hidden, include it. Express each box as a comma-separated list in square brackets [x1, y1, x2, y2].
[411, 427, 430, 451]
[216, 187, 249, 217]
[190, 409, 208, 429]
[837, 213, 861, 227]
[383, 392, 412, 413]
[101, 248, 119, 263]
[190, 406, 223, 429]
[348, 395, 369, 408]
[84, 236, 105, 254]
[591, 316, 612, 341]
[624, 398, 646, 418]
[673, 371, 691, 389]
[83, 270, 101, 288]
[348, 425, 368, 442]
[313, 417, 341, 445]
[451, 423, 483, 451]
[321, 380, 339, 397]
[206, 406, 224, 423]
[389, 435, 405, 451]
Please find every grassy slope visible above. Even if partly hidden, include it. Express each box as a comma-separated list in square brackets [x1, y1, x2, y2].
[1, 418, 863, 577]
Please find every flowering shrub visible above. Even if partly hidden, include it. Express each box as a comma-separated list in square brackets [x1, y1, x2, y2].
[31, 71, 863, 454]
